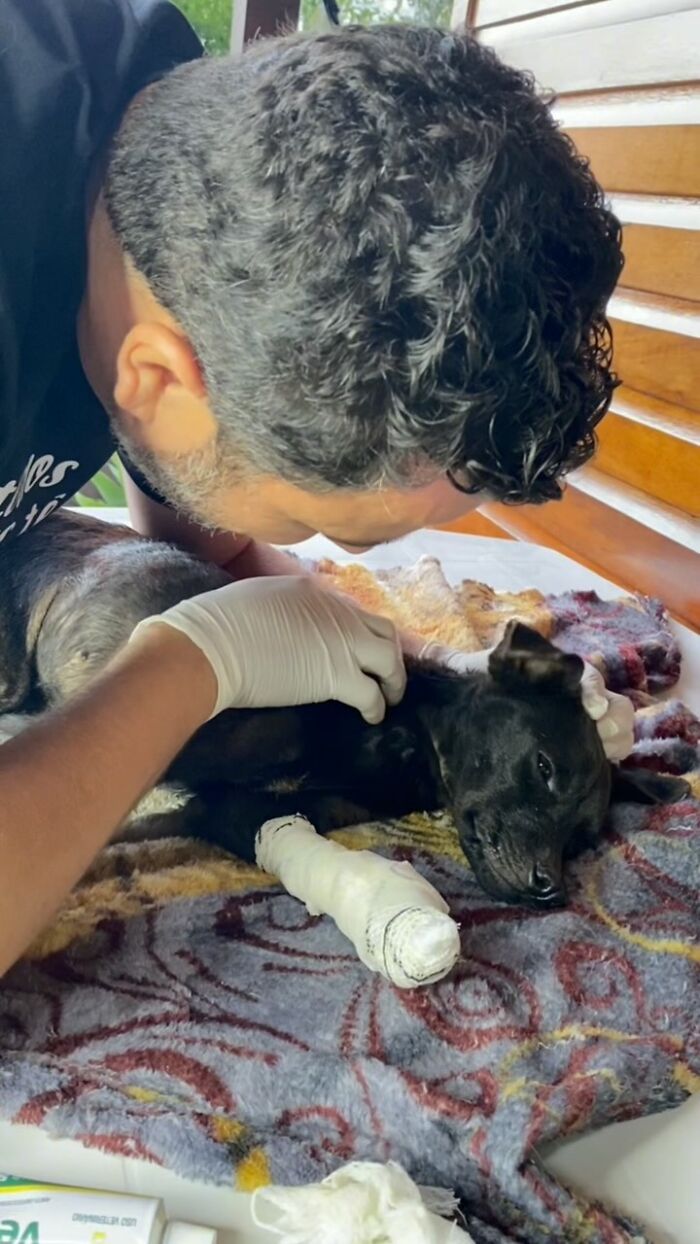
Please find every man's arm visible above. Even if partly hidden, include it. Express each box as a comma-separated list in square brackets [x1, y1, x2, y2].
[124, 474, 304, 578]
[0, 626, 215, 976]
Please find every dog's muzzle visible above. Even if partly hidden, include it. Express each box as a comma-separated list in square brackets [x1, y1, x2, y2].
[458, 810, 567, 908]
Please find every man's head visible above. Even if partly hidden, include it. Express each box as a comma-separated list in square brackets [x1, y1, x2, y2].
[81, 25, 622, 543]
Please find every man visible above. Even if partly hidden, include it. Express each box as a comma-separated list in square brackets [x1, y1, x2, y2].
[0, 0, 632, 972]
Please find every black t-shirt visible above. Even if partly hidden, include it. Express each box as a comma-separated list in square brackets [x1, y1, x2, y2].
[0, 0, 201, 547]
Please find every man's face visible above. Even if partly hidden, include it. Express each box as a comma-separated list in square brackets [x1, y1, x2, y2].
[119, 430, 482, 547]
[108, 339, 482, 547]
[207, 472, 481, 549]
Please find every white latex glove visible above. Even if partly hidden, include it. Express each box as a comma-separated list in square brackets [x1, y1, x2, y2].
[578, 661, 635, 761]
[420, 641, 635, 762]
[132, 575, 405, 722]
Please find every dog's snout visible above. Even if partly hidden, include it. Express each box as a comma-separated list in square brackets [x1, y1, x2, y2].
[527, 863, 565, 907]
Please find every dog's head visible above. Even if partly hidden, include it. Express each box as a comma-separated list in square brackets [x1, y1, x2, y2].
[425, 621, 689, 907]
[427, 622, 610, 908]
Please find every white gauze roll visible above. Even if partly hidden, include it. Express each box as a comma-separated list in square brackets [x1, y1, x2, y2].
[255, 815, 460, 988]
[251, 1159, 473, 1244]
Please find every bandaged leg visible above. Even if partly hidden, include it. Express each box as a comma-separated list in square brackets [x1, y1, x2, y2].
[255, 815, 460, 988]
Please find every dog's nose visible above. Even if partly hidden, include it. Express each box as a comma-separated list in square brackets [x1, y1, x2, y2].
[527, 864, 565, 906]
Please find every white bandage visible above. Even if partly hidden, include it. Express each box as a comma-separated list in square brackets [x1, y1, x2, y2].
[255, 815, 460, 989]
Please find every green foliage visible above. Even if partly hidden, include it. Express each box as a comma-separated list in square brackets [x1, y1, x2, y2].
[74, 458, 127, 508]
[176, 0, 452, 48]
[175, 0, 233, 54]
[301, 0, 452, 28]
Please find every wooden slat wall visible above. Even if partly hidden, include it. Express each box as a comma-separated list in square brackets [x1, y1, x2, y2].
[447, 2, 700, 629]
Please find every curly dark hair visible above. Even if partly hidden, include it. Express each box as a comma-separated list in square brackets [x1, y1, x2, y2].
[105, 25, 622, 503]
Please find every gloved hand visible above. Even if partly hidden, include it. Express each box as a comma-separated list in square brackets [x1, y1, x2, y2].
[419, 640, 635, 762]
[578, 661, 635, 761]
[132, 576, 406, 723]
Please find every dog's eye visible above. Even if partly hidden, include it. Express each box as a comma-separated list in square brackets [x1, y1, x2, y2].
[537, 752, 554, 788]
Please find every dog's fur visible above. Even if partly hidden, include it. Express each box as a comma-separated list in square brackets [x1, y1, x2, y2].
[0, 511, 688, 907]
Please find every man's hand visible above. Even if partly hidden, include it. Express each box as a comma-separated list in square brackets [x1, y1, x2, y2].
[418, 639, 635, 762]
[133, 576, 406, 724]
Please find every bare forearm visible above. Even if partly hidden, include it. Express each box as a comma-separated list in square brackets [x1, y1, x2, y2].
[0, 629, 215, 974]
[222, 538, 308, 579]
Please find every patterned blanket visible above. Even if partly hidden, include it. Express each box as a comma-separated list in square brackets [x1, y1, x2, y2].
[0, 564, 697, 1244]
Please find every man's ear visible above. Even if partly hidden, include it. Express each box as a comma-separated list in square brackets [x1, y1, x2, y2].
[114, 323, 215, 456]
[488, 620, 584, 696]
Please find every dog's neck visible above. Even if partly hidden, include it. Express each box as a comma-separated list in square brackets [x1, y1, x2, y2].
[400, 658, 485, 746]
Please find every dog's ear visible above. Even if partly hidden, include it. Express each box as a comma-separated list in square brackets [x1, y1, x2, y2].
[610, 765, 691, 806]
[488, 620, 584, 696]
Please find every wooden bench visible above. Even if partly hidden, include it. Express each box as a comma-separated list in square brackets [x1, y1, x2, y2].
[446, 0, 699, 629]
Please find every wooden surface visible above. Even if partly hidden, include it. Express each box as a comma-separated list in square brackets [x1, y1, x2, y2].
[594, 415, 700, 517]
[475, 0, 696, 34]
[564, 126, 700, 198]
[610, 320, 699, 413]
[474, 0, 598, 25]
[462, 0, 700, 630]
[609, 386, 700, 446]
[620, 225, 700, 302]
[477, 11, 700, 93]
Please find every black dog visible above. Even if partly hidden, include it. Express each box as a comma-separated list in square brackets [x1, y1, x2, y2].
[0, 511, 687, 907]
